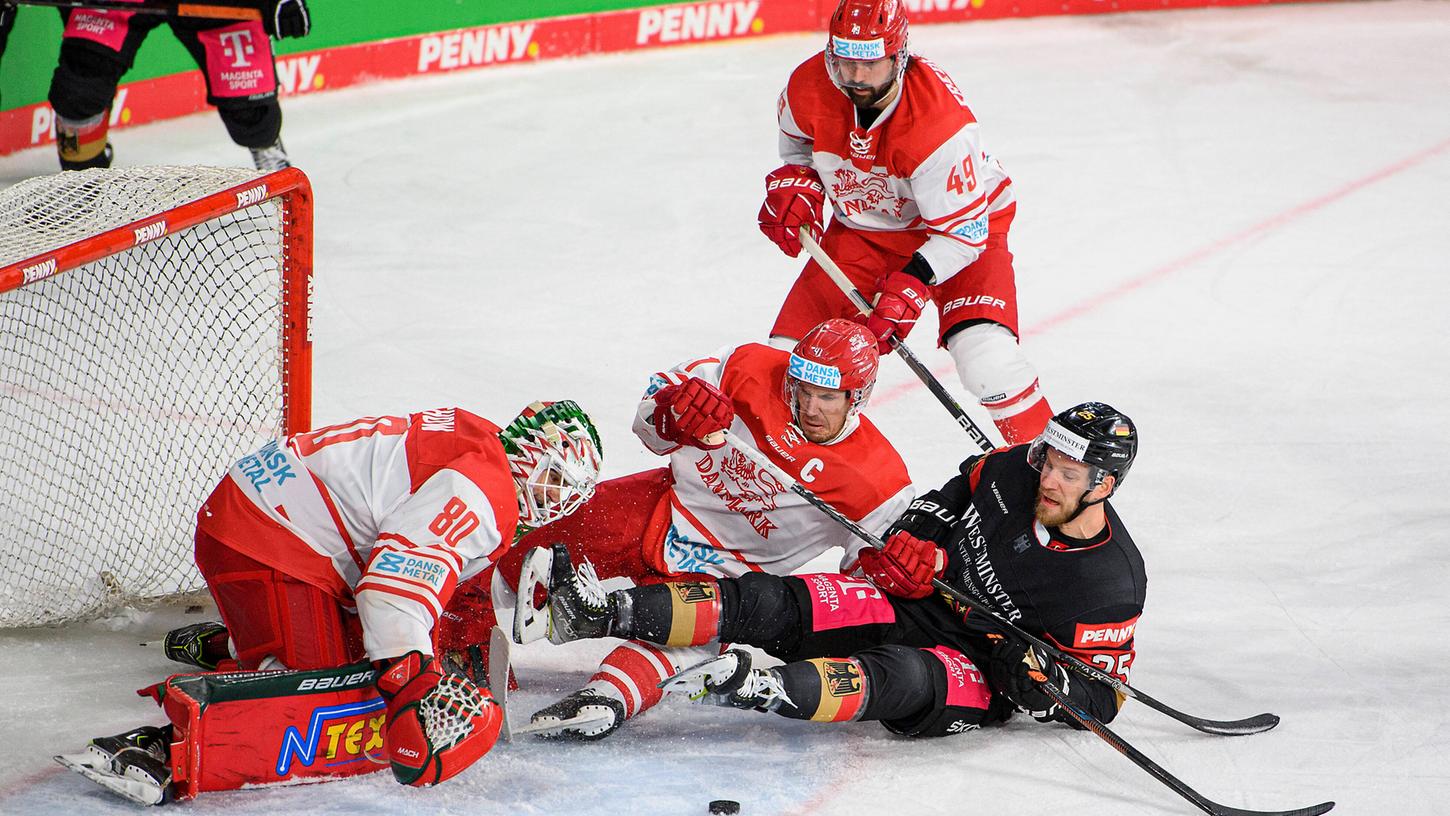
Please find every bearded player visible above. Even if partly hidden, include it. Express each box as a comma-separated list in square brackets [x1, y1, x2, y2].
[524, 404, 1144, 741]
[56, 402, 602, 804]
[503, 318, 914, 740]
[759, 0, 1053, 445]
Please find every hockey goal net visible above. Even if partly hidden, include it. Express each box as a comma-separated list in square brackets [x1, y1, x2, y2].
[0, 166, 312, 627]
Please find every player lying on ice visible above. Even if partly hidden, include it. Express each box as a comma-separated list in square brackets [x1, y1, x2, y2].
[518, 403, 1144, 738]
[56, 402, 603, 805]
[498, 318, 914, 740]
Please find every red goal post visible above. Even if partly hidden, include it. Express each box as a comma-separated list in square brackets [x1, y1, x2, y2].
[0, 166, 313, 627]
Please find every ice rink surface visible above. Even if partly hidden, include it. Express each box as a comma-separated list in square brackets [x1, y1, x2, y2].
[2, 0, 1449, 812]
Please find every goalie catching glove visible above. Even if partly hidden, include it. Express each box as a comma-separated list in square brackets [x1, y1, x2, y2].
[375, 651, 502, 786]
[652, 377, 734, 450]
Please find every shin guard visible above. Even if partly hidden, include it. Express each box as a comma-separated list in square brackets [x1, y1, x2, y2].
[772, 657, 868, 723]
[623, 580, 721, 646]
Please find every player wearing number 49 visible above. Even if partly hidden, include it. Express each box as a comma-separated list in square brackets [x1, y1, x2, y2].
[55, 402, 603, 805]
[761, 0, 1052, 444]
[526, 404, 1144, 739]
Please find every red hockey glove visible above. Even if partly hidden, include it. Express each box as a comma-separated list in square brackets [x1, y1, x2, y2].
[863, 267, 929, 354]
[652, 377, 734, 450]
[858, 531, 943, 599]
[375, 651, 502, 787]
[758, 165, 826, 257]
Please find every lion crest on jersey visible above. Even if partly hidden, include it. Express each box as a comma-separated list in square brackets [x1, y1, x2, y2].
[831, 167, 907, 220]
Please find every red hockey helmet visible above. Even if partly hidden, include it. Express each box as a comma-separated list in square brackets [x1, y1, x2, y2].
[784, 318, 880, 439]
[825, 0, 909, 103]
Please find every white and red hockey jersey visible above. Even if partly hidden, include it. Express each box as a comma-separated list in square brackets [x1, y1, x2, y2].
[635, 343, 913, 577]
[777, 53, 1015, 282]
[198, 408, 520, 661]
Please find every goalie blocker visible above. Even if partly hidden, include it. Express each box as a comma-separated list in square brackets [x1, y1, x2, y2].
[56, 657, 501, 804]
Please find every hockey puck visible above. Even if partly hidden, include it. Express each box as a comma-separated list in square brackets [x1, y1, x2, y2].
[708, 801, 740, 815]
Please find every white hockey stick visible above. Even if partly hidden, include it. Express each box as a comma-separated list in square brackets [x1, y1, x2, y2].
[487, 625, 513, 742]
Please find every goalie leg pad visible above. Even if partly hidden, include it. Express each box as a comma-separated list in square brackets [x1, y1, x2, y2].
[194, 528, 365, 670]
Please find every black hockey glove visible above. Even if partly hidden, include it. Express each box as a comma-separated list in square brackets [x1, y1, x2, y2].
[260, 0, 309, 39]
[986, 636, 1069, 721]
[885, 489, 958, 546]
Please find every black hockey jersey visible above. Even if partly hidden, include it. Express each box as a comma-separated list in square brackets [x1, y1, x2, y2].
[912, 444, 1147, 723]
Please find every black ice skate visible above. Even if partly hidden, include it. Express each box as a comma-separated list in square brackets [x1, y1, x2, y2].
[163, 620, 230, 670]
[250, 140, 291, 172]
[512, 542, 613, 645]
[54, 725, 174, 806]
[661, 649, 793, 712]
[517, 689, 626, 741]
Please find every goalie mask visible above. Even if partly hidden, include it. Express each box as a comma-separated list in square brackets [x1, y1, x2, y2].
[500, 400, 603, 528]
[1027, 402, 1138, 500]
[825, 0, 909, 107]
[783, 318, 880, 445]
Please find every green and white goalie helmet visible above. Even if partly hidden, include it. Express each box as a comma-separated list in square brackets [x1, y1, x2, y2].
[500, 400, 603, 527]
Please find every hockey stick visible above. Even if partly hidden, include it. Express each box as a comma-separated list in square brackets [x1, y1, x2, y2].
[1033, 674, 1333, 816]
[722, 429, 1278, 736]
[798, 229, 996, 453]
[722, 432, 1331, 815]
[14, 0, 262, 21]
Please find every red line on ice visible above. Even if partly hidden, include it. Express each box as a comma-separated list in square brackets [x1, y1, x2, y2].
[873, 135, 1450, 409]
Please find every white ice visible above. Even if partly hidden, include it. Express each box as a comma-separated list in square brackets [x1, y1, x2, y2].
[2, 1, 1448, 813]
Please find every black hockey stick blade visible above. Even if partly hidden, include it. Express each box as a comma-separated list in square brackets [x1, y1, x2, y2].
[1039, 679, 1333, 816]
[1130, 693, 1279, 736]
[1208, 802, 1334, 816]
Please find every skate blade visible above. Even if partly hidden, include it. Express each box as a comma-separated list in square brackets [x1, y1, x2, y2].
[488, 625, 513, 742]
[512, 546, 554, 645]
[54, 754, 167, 806]
[659, 654, 738, 700]
[514, 710, 616, 738]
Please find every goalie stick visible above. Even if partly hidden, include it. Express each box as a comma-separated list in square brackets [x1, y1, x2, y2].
[719, 430, 1331, 814]
[487, 626, 514, 743]
[14, 0, 262, 21]
[799, 229, 996, 453]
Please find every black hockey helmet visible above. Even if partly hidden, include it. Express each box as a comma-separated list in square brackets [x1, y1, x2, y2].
[1027, 402, 1137, 497]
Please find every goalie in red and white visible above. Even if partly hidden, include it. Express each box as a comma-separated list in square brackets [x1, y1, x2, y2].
[55, 401, 602, 805]
[760, 0, 1053, 445]
[500, 318, 913, 740]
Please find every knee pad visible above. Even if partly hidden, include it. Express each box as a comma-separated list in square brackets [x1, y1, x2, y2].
[719, 572, 803, 651]
[945, 322, 1039, 404]
[49, 42, 127, 119]
[217, 100, 282, 149]
[946, 323, 1051, 443]
[852, 644, 937, 722]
